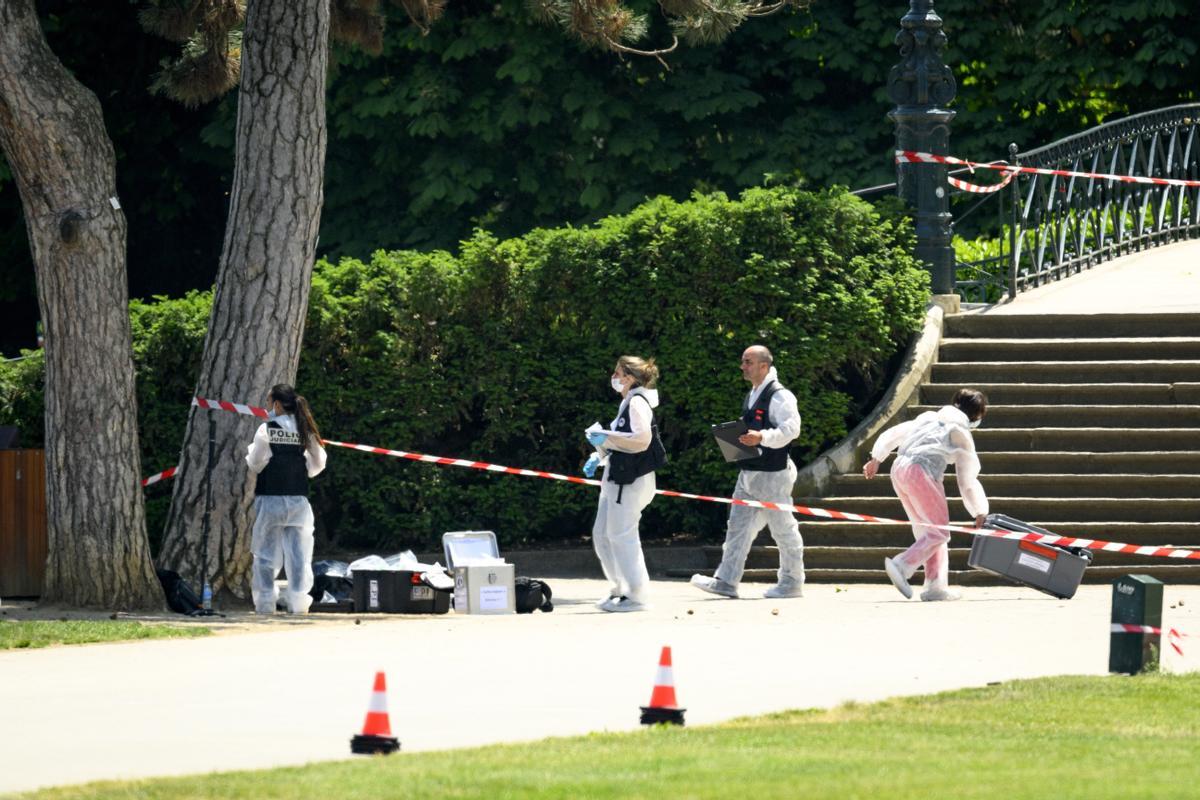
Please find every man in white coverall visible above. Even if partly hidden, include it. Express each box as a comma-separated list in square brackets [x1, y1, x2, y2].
[690, 345, 805, 599]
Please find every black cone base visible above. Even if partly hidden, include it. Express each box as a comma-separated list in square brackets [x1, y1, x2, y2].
[640, 706, 686, 726]
[351, 734, 401, 754]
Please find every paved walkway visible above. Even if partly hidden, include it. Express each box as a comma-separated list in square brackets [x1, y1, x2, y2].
[2, 580, 1198, 793]
[981, 239, 1200, 314]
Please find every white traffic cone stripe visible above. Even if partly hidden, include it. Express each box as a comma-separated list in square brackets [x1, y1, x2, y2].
[367, 692, 389, 713]
[655, 665, 674, 687]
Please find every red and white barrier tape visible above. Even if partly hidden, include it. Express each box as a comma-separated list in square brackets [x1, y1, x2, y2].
[141, 466, 178, 487]
[947, 167, 1016, 194]
[322, 440, 602, 489]
[896, 150, 1200, 189]
[148, 397, 1200, 563]
[1111, 624, 1187, 656]
[192, 396, 269, 419]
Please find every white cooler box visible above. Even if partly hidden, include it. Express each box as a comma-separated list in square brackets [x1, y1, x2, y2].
[443, 530, 515, 615]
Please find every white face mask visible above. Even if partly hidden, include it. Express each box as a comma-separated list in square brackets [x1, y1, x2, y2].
[610, 377, 625, 393]
[968, 418, 981, 429]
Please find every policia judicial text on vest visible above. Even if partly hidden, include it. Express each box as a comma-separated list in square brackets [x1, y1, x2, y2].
[254, 422, 310, 496]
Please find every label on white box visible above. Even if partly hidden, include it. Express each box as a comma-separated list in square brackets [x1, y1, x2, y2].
[1017, 552, 1052, 574]
[479, 585, 508, 610]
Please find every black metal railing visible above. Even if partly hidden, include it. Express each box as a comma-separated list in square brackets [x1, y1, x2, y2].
[954, 104, 1200, 302]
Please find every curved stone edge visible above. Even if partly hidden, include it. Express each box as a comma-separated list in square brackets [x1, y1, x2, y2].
[794, 296, 955, 498]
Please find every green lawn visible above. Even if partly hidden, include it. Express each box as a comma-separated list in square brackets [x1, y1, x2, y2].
[17, 673, 1200, 799]
[0, 619, 211, 650]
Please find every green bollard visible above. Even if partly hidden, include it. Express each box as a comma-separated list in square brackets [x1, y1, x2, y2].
[1109, 574, 1163, 675]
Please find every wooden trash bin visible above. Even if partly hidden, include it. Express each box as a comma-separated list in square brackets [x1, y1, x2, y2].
[0, 449, 47, 597]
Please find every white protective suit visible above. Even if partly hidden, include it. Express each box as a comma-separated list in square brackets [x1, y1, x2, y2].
[870, 404, 989, 590]
[591, 386, 659, 605]
[713, 367, 805, 590]
[245, 414, 327, 614]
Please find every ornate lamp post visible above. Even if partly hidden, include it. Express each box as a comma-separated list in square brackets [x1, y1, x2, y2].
[888, 0, 957, 295]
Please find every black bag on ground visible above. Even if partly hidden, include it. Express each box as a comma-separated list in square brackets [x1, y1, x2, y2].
[514, 577, 554, 613]
[309, 560, 354, 603]
[156, 568, 202, 614]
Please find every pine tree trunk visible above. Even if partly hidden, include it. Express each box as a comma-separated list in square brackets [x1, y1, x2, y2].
[158, 0, 330, 601]
[0, 0, 161, 608]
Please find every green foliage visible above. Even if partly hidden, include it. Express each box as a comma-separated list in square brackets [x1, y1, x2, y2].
[0, 350, 44, 444]
[318, 0, 1200, 258]
[0, 186, 927, 553]
[3, 2, 1199, 353]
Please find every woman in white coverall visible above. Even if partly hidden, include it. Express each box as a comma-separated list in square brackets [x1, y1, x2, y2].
[583, 356, 662, 613]
[862, 388, 989, 602]
[245, 384, 327, 614]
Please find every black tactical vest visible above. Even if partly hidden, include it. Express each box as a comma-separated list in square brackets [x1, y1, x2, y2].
[606, 395, 666, 496]
[254, 420, 309, 496]
[738, 381, 791, 472]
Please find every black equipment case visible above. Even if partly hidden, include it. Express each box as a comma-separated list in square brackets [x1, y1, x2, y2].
[353, 570, 451, 614]
[967, 513, 1092, 599]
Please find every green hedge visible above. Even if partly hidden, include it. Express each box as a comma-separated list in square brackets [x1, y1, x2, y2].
[1, 186, 928, 552]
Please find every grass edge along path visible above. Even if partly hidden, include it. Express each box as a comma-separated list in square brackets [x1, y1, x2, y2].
[14, 673, 1200, 800]
[0, 619, 212, 650]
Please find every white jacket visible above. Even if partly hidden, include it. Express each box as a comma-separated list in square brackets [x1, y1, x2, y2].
[870, 405, 988, 517]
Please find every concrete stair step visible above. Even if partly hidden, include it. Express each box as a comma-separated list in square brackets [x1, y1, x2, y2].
[905, 403, 1200, 428]
[921, 382, 1200, 405]
[933, 360, 1200, 383]
[829, 473, 1200, 498]
[798, 521, 1200, 548]
[970, 427, 1200, 451]
[975, 451, 1200, 473]
[798, 496, 1199, 522]
[944, 313, 1200, 339]
[940, 338, 1200, 362]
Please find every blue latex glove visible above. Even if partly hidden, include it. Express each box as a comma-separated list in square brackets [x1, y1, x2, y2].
[583, 453, 601, 478]
[586, 431, 608, 447]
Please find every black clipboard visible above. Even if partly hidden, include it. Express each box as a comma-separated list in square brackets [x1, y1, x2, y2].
[711, 420, 762, 462]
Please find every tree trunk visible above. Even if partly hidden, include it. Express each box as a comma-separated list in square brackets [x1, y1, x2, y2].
[0, 0, 161, 608]
[158, 0, 330, 601]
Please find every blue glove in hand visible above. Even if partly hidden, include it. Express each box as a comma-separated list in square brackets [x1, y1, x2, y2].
[586, 431, 608, 447]
[583, 453, 601, 478]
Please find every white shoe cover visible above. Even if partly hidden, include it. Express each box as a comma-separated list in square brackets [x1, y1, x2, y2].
[884, 557, 913, 599]
[920, 586, 962, 602]
[689, 574, 739, 598]
[763, 581, 804, 599]
[600, 596, 648, 613]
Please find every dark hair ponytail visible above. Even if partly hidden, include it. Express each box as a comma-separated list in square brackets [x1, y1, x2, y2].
[269, 383, 322, 447]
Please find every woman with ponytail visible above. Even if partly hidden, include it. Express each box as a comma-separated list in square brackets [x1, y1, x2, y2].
[583, 355, 665, 613]
[244, 383, 327, 614]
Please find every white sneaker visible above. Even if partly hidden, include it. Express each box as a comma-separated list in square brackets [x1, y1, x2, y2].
[884, 557, 913, 599]
[600, 596, 648, 613]
[763, 581, 805, 599]
[595, 593, 620, 609]
[920, 586, 962, 602]
[689, 574, 739, 598]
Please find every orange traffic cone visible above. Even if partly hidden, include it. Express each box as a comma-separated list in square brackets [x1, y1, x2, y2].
[350, 671, 401, 754]
[639, 645, 685, 726]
